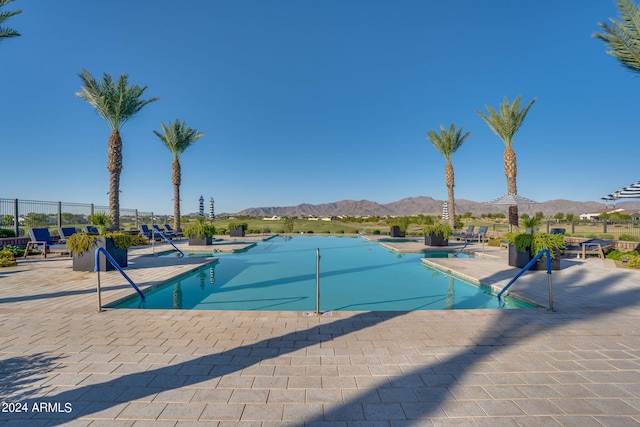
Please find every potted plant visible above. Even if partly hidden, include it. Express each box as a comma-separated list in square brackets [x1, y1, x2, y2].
[229, 222, 247, 237]
[66, 213, 133, 271]
[503, 232, 534, 268]
[424, 223, 452, 246]
[184, 217, 216, 245]
[530, 232, 566, 271]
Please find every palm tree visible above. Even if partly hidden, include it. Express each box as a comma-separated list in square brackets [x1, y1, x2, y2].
[426, 124, 471, 230]
[154, 119, 204, 232]
[0, 0, 22, 42]
[594, 0, 640, 75]
[477, 96, 535, 231]
[76, 69, 158, 230]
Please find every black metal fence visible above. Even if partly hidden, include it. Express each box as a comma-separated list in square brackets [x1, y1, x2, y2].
[0, 198, 155, 236]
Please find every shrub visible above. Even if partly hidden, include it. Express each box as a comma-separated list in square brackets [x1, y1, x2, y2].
[373, 229, 380, 235]
[66, 232, 134, 253]
[0, 228, 16, 238]
[1, 245, 24, 257]
[487, 237, 502, 247]
[306, 230, 314, 234]
[130, 235, 149, 246]
[336, 230, 344, 234]
[627, 256, 640, 268]
[618, 234, 638, 242]
[0, 248, 17, 267]
[606, 249, 640, 261]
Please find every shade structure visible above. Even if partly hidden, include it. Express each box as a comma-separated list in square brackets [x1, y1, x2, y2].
[602, 181, 640, 202]
[486, 193, 538, 206]
[442, 202, 449, 220]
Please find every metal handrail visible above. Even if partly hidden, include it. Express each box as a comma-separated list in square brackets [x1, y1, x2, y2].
[456, 230, 485, 254]
[497, 249, 554, 311]
[152, 229, 184, 257]
[95, 247, 145, 312]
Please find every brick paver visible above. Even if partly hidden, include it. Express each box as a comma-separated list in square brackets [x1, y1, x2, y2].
[1, 239, 640, 426]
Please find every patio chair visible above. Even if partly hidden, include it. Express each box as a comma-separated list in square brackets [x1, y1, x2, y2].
[563, 238, 612, 259]
[139, 224, 162, 241]
[153, 224, 176, 240]
[83, 225, 99, 234]
[57, 227, 77, 243]
[453, 225, 474, 240]
[25, 228, 70, 258]
[466, 226, 488, 243]
[163, 224, 183, 238]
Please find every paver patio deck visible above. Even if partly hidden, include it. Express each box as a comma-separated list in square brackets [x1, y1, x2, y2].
[1, 237, 640, 426]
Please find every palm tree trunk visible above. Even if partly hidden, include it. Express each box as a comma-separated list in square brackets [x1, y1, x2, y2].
[445, 161, 456, 230]
[107, 131, 123, 231]
[172, 159, 181, 232]
[504, 146, 519, 231]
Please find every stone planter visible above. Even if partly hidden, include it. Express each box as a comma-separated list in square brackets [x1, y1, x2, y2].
[188, 237, 213, 246]
[424, 233, 448, 246]
[390, 226, 405, 238]
[72, 237, 128, 272]
[230, 226, 245, 237]
[530, 249, 562, 271]
[508, 244, 531, 269]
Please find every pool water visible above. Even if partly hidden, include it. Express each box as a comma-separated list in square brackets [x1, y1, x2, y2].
[116, 236, 535, 311]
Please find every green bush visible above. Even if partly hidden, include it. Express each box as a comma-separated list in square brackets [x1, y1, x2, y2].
[627, 256, 640, 268]
[487, 237, 502, 247]
[0, 228, 16, 238]
[373, 230, 380, 235]
[1, 245, 24, 257]
[606, 249, 640, 261]
[618, 234, 638, 242]
[130, 235, 149, 246]
[336, 230, 344, 234]
[0, 248, 17, 267]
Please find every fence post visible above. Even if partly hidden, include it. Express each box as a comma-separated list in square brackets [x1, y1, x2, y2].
[13, 199, 19, 237]
[90, 204, 94, 217]
[546, 220, 550, 233]
[135, 209, 139, 229]
[603, 220, 607, 234]
[571, 220, 575, 234]
[57, 201, 62, 228]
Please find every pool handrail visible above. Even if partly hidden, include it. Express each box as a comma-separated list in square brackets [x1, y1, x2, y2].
[152, 228, 184, 257]
[497, 249, 554, 311]
[455, 230, 485, 255]
[95, 247, 145, 312]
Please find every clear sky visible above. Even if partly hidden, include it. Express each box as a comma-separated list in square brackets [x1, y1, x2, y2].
[1, 1, 638, 215]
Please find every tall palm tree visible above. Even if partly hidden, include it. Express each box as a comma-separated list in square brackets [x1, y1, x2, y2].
[76, 69, 158, 230]
[426, 124, 471, 230]
[0, 0, 22, 41]
[594, 0, 640, 75]
[154, 119, 204, 232]
[477, 96, 535, 231]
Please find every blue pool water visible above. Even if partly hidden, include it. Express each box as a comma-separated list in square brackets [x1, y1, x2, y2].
[116, 236, 535, 311]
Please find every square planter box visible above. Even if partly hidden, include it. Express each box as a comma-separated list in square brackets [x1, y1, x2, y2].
[230, 226, 245, 237]
[72, 237, 128, 272]
[425, 233, 448, 246]
[390, 226, 405, 238]
[507, 244, 531, 269]
[530, 249, 562, 271]
[188, 237, 213, 246]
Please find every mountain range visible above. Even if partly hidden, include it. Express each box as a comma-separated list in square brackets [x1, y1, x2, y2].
[229, 196, 640, 217]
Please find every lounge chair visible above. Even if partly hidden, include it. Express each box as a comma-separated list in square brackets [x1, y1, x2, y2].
[83, 225, 99, 234]
[153, 224, 176, 240]
[25, 228, 70, 258]
[163, 224, 183, 238]
[57, 227, 77, 243]
[466, 226, 488, 243]
[550, 228, 566, 235]
[139, 224, 162, 241]
[453, 225, 474, 240]
[563, 238, 613, 259]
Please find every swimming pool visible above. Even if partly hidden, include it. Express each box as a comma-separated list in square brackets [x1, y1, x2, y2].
[115, 236, 535, 311]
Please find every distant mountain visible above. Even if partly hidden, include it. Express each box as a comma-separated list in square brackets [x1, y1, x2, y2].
[230, 196, 640, 217]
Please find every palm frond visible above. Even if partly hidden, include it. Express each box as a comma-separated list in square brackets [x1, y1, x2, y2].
[154, 119, 205, 159]
[0, 0, 21, 41]
[477, 96, 535, 147]
[594, 0, 640, 75]
[426, 123, 471, 161]
[76, 69, 159, 131]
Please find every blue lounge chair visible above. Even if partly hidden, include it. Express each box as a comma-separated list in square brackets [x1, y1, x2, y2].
[163, 224, 183, 238]
[140, 224, 162, 241]
[25, 228, 70, 258]
[466, 226, 488, 243]
[564, 238, 612, 259]
[58, 227, 77, 243]
[453, 225, 474, 240]
[83, 225, 99, 234]
[153, 224, 176, 240]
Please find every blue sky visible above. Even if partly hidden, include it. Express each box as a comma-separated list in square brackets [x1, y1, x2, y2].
[1, 1, 638, 215]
